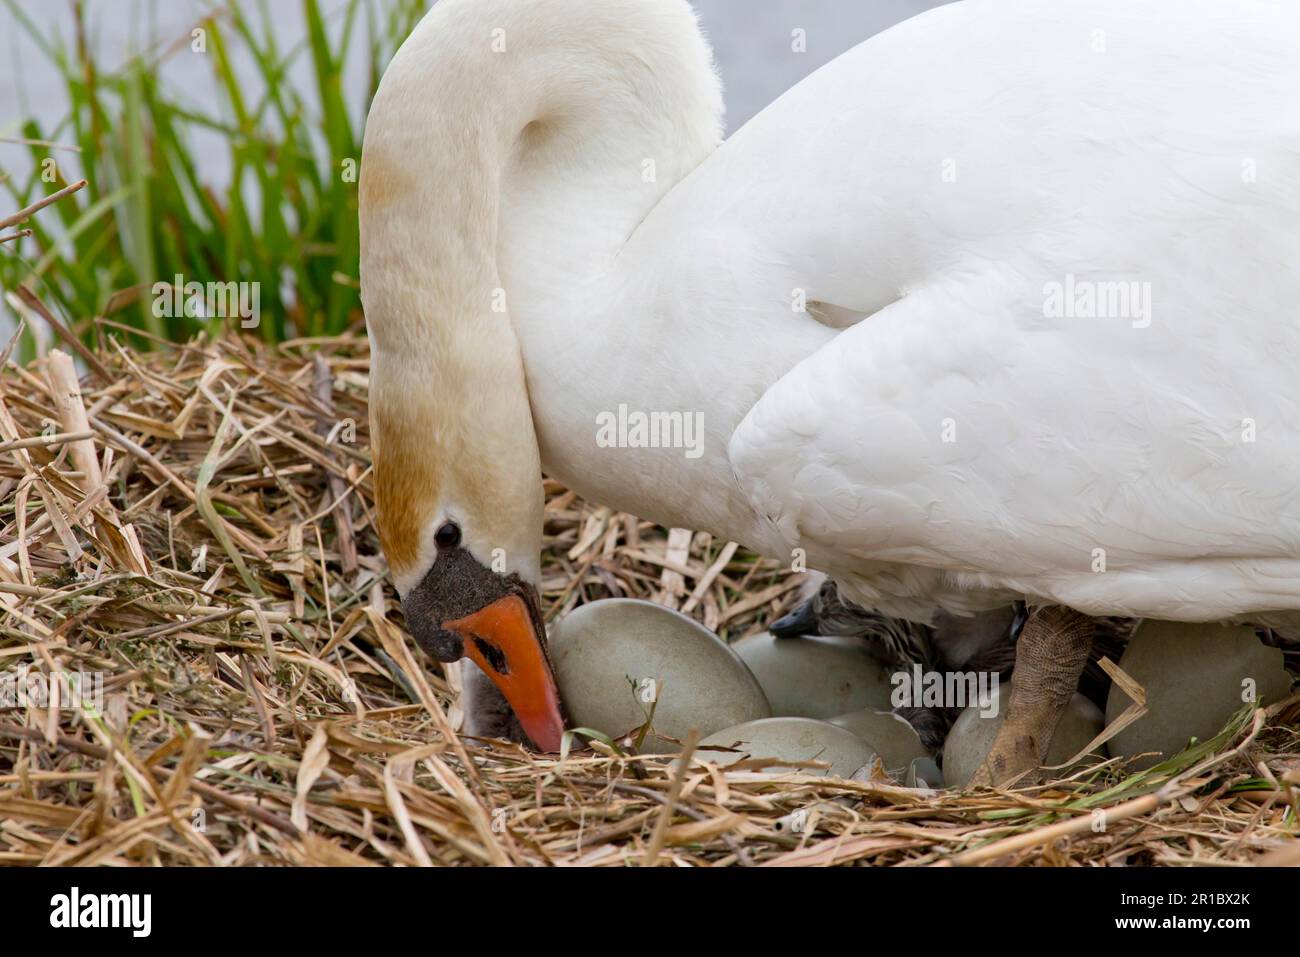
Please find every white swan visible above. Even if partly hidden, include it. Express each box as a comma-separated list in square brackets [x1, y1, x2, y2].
[359, 0, 1300, 778]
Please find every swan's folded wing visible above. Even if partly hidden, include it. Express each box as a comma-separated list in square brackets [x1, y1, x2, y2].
[726, 272, 1300, 622]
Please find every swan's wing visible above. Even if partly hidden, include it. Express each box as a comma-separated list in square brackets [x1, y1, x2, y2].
[727, 263, 1300, 624]
[718, 0, 1300, 623]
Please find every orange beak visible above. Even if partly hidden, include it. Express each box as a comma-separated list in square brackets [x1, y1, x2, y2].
[443, 594, 566, 752]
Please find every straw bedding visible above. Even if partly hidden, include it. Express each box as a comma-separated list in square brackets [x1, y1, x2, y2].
[0, 321, 1297, 867]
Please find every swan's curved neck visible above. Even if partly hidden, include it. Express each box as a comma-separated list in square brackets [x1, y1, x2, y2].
[360, 0, 722, 579]
[364, 0, 722, 317]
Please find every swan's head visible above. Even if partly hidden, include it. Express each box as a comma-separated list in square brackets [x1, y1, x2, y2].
[360, 0, 723, 753]
[367, 340, 565, 753]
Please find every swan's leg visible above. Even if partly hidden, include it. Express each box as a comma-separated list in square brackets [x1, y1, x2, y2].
[970, 606, 1094, 787]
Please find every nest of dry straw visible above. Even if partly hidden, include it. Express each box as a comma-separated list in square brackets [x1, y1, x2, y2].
[0, 319, 1298, 866]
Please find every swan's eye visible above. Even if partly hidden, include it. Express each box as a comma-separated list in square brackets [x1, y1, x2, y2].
[434, 522, 462, 549]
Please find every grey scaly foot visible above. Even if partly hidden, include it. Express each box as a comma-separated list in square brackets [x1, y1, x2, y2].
[970, 606, 1094, 788]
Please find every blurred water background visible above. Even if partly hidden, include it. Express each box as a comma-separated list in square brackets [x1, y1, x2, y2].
[3, 0, 948, 172]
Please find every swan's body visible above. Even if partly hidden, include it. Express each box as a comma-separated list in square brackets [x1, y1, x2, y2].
[361, 0, 1300, 755]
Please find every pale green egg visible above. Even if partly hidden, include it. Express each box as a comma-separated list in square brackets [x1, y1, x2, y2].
[548, 599, 770, 753]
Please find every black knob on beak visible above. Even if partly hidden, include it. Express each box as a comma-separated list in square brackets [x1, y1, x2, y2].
[411, 624, 464, 663]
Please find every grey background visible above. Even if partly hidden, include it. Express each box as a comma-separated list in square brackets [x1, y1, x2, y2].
[2, 0, 951, 180]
